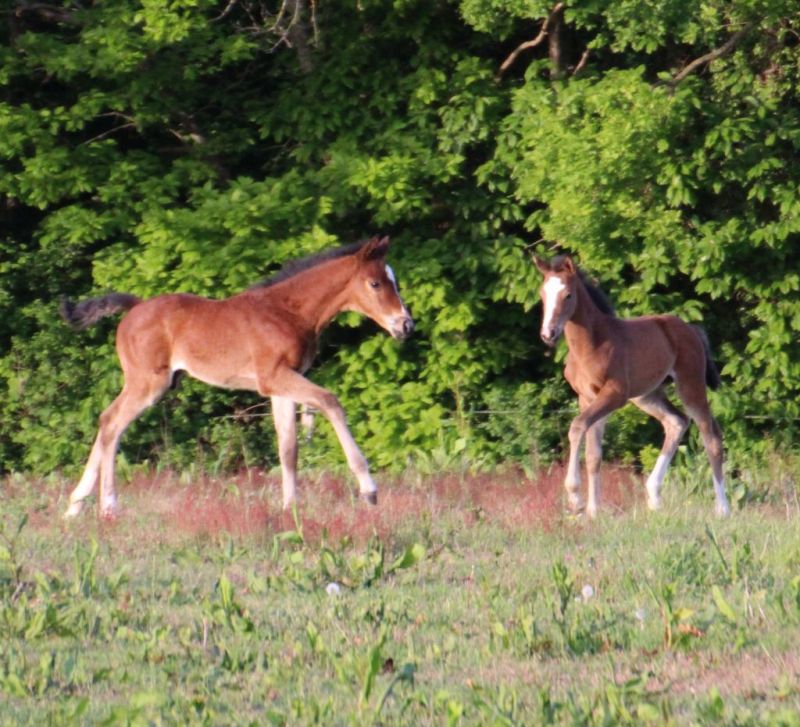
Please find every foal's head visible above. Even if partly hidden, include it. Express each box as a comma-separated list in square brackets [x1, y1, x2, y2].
[534, 254, 579, 347]
[349, 236, 414, 341]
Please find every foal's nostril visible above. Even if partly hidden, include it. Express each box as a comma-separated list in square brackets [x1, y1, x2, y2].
[402, 317, 415, 336]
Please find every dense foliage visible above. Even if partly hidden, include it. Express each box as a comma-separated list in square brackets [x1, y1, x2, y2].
[2, 0, 800, 476]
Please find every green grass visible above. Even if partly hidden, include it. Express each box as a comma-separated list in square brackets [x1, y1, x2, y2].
[1, 463, 799, 726]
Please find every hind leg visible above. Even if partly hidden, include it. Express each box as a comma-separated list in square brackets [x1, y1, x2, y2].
[64, 435, 104, 518]
[98, 377, 170, 517]
[693, 410, 729, 517]
[66, 375, 169, 519]
[631, 391, 689, 511]
[674, 376, 730, 517]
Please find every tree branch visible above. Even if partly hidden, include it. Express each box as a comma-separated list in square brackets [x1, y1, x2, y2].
[224, 0, 315, 72]
[498, 2, 564, 77]
[286, 0, 313, 73]
[213, 0, 240, 22]
[667, 24, 752, 87]
[82, 123, 137, 145]
[571, 48, 590, 77]
[547, 3, 566, 80]
[13, 2, 80, 26]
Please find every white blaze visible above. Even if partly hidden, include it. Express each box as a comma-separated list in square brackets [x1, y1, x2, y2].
[386, 264, 410, 317]
[385, 265, 397, 289]
[541, 276, 566, 334]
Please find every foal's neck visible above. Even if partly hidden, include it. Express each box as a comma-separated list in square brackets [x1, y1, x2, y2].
[565, 279, 609, 348]
[259, 256, 357, 335]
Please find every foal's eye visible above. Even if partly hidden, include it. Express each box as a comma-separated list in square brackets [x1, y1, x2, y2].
[369, 280, 381, 289]
[565, 293, 573, 300]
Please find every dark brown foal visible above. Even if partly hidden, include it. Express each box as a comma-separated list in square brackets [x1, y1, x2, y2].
[535, 254, 729, 518]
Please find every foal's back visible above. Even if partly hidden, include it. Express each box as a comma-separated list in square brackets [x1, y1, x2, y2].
[116, 291, 307, 392]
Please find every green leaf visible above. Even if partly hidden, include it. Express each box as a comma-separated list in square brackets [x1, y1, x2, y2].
[712, 586, 738, 623]
[388, 543, 426, 573]
[636, 703, 661, 722]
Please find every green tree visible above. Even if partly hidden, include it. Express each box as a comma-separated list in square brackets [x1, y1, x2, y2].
[471, 0, 800, 451]
[1, 0, 799, 478]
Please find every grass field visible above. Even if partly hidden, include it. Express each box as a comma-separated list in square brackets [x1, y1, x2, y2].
[1, 461, 799, 725]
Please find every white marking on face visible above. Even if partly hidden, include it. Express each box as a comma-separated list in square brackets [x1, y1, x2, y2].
[385, 264, 411, 318]
[541, 276, 566, 334]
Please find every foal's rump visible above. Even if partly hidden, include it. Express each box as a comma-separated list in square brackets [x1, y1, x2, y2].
[692, 324, 721, 390]
[647, 315, 719, 392]
[618, 315, 719, 398]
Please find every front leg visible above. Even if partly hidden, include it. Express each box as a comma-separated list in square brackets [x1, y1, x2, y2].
[584, 415, 608, 518]
[561, 365, 586, 514]
[271, 396, 298, 510]
[564, 387, 626, 515]
[261, 367, 378, 505]
[564, 418, 585, 514]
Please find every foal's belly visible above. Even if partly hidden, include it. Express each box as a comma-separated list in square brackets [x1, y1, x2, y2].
[566, 355, 674, 401]
[171, 358, 259, 391]
[628, 366, 674, 399]
[162, 297, 314, 391]
[169, 339, 313, 392]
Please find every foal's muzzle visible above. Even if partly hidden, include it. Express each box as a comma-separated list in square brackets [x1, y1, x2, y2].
[391, 315, 415, 341]
[540, 328, 559, 347]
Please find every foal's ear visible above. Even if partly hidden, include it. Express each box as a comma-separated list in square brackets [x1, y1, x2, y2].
[562, 255, 576, 274]
[360, 235, 391, 262]
[532, 255, 550, 274]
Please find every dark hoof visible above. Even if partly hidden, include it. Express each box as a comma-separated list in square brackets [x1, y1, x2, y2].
[362, 491, 378, 506]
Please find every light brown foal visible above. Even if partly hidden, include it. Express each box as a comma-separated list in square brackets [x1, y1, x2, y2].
[535, 254, 730, 518]
[61, 236, 413, 518]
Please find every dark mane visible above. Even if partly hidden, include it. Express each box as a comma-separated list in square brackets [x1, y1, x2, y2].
[551, 254, 615, 315]
[251, 240, 366, 290]
[580, 272, 615, 315]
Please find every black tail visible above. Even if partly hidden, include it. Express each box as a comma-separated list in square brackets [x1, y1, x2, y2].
[693, 325, 721, 390]
[59, 293, 141, 330]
